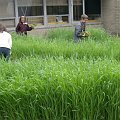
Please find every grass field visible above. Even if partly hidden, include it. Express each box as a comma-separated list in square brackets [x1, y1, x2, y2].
[0, 28, 120, 120]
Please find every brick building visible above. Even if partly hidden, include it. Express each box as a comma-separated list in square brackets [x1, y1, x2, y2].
[0, 0, 119, 34]
[101, 0, 120, 35]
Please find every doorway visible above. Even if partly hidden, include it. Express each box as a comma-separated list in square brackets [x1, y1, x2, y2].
[73, 0, 101, 21]
[85, 0, 101, 20]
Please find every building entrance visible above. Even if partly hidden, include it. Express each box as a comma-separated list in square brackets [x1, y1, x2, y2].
[85, 0, 101, 21]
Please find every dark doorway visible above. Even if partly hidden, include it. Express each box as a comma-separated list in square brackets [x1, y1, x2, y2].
[85, 0, 101, 20]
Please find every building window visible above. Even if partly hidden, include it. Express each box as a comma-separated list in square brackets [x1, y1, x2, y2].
[18, 6, 43, 16]
[85, 0, 101, 21]
[47, 6, 68, 15]
[46, 0, 69, 23]
[17, 0, 44, 25]
[73, 0, 83, 21]
[73, 0, 101, 21]
[0, 0, 15, 27]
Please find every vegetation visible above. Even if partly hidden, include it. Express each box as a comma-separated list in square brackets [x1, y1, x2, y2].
[0, 28, 120, 120]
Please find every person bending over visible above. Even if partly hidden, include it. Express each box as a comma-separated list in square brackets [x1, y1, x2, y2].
[0, 24, 12, 61]
[74, 14, 88, 42]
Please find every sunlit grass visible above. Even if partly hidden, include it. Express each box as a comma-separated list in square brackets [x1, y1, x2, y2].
[0, 28, 120, 120]
[12, 28, 120, 61]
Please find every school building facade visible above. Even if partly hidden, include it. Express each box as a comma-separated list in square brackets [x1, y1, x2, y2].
[0, 0, 120, 34]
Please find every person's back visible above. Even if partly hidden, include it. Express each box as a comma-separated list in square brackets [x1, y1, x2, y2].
[0, 31, 12, 49]
[0, 24, 12, 61]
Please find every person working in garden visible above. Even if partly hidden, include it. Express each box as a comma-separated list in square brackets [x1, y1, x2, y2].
[0, 24, 12, 61]
[16, 16, 33, 36]
[74, 14, 89, 42]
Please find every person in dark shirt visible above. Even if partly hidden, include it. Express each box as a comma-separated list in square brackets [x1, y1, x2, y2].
[74, 14, 88, 42]
[16, 16, 33, 35]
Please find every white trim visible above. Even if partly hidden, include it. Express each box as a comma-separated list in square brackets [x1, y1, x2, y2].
[68, 0, 73, 24]
[0, 17, 15, 20]
[14, 0, 19, 26]
[47, 14, 69, 17]
[82, 0, 85, 14]
[43, 0, 48, 25]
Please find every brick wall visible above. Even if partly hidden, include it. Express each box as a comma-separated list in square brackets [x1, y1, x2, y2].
[101, 0, 120, 35]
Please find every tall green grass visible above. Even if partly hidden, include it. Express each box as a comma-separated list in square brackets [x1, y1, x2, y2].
[0, 57, 120, 120]
[12, 29, 120, 60]
[0, 28, 120, 120]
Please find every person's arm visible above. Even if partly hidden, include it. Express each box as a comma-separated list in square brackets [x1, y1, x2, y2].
[16, 23, 20, 33]
[75, 25, 82, 36]
[8, 34, 12, 49]
[81, 22, 86, 32]
[26, 24, 33, 31]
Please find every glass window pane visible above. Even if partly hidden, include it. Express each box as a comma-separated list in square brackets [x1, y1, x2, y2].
[85, 0, 101, 20]
[73, 5, 83, 20]
[18, 0, 43, 16]
[18, 0, 43, 6]
[46, 0, 68, 15]
[47, 6, 68, 15]
[73, 0, 82, 5]
[27, 17, 43, 24]
[73, 0, 83, 21]
[18, 6, 43, 16]
[47, 0, 68, 6]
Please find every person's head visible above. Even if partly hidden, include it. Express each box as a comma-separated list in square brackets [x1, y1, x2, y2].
[81, 14, 88, 22]
[19, 16, 27, 23]
[0, 24, 7, 33]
